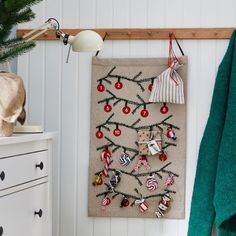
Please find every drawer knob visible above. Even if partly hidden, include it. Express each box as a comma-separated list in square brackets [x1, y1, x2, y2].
[34, 209, 43, 218]
[36, 162, 44, 170]
[0, 171, 5, 181]
[0, 226, 3, 236]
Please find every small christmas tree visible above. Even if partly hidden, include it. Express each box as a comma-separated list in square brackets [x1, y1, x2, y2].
[0, 0, 43, 63]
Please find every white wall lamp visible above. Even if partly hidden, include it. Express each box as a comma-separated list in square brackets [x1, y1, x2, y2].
[22, 18, 104, 61]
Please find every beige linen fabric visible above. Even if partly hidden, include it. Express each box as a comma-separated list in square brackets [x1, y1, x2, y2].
[0, 71, 26, 136]
[89, 57, 187, 218]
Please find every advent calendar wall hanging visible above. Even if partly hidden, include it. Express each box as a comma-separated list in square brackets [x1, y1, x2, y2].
[88, 55, 187, 219]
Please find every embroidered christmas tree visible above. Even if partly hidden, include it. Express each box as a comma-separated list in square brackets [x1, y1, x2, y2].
[92, 67, 181, 218]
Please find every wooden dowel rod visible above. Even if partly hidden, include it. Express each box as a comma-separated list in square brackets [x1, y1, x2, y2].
[17, 28, 235, 40]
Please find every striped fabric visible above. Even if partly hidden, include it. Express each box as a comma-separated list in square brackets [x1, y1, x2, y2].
[149, 61, 185, 104]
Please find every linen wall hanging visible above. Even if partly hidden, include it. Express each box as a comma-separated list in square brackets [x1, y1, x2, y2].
[88, 56, 187, 218]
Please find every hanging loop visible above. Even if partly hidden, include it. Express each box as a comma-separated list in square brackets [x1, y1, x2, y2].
[95, 32, 108, 57]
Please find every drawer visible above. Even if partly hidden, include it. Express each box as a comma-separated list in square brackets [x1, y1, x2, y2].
[0, 182, 50, 236]
[0, 140, 48, 159]
[0, 151, 48, 190]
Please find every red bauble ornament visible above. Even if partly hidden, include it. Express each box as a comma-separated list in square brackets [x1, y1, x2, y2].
[148, 83, 153, 92]
[160, 104, 169, 114]
[122, 105, 131, 114]
[140, 109, 149, 118]
[96, 130, 104, 139]
[115, 81, 123, 90]
[159, 152, 167, 162]
[104, 104, 112, 112]
[120, 196, 130, 208]
[113, 128, 121, 137]
[97, 83, 105, 92]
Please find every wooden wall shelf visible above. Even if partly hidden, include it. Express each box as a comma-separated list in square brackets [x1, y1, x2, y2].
[17, 28, 235, 40]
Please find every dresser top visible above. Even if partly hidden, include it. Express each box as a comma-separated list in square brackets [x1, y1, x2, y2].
[0, 132, 55, 145]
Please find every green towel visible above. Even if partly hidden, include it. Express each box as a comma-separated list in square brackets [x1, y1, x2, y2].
[188, 30, 236, 236]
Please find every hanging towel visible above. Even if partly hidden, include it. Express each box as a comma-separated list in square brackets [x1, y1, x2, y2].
[188, 30, 236, 236]
[149, 60, 185, 104]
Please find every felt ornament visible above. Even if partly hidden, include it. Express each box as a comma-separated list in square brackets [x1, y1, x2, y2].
[159, 151, 168, 162]
[120, 196, 130, 208]
[100, 147, 112, 177]
[135, 199, 149, 213]
[155, 193, 172, 218]
[166, 126, 177, 141]
[97, 83, 105, 92]
[119, 152, 131, 166]
[109, 171, 121, 188]
[133, 155, 151, 172]
[138, 130, 162, 156]
[146, 175, 158, 191]
[92, 173, 103, 186]
[95, 129, 104, 139]
[101, 196, 111, 210]
[164, 174, 175, 188]
[160, 103, 169, 114]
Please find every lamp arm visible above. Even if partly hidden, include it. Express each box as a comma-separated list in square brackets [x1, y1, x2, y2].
[22, 18, 59, 41]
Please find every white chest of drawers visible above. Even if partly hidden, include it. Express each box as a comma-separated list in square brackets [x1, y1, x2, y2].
[0, 133, 54, 236]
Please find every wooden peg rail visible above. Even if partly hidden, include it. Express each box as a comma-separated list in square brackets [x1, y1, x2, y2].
[17, 28, 235, 40]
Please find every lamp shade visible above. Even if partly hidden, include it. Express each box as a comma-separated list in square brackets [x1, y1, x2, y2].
[68, 30, 104, 52]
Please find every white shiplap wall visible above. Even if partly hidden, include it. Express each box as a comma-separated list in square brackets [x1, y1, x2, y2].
[17, 0, 236, 235]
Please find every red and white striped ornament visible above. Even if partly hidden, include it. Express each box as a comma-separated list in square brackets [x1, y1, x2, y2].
[146, 175, 158, 191]
[133, 155, 151, 172]
[100, 147, 112, 177]
[101, 196, 111, 210]
[164, 174, 175, 188]
[155, 193, 172, 218]
[135, 199, 149, 213]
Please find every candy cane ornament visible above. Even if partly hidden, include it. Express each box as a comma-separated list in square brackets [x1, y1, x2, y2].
[133, 155, 151, 172]
[164, 174, 175, 188]
[100, 147, 112, 177]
